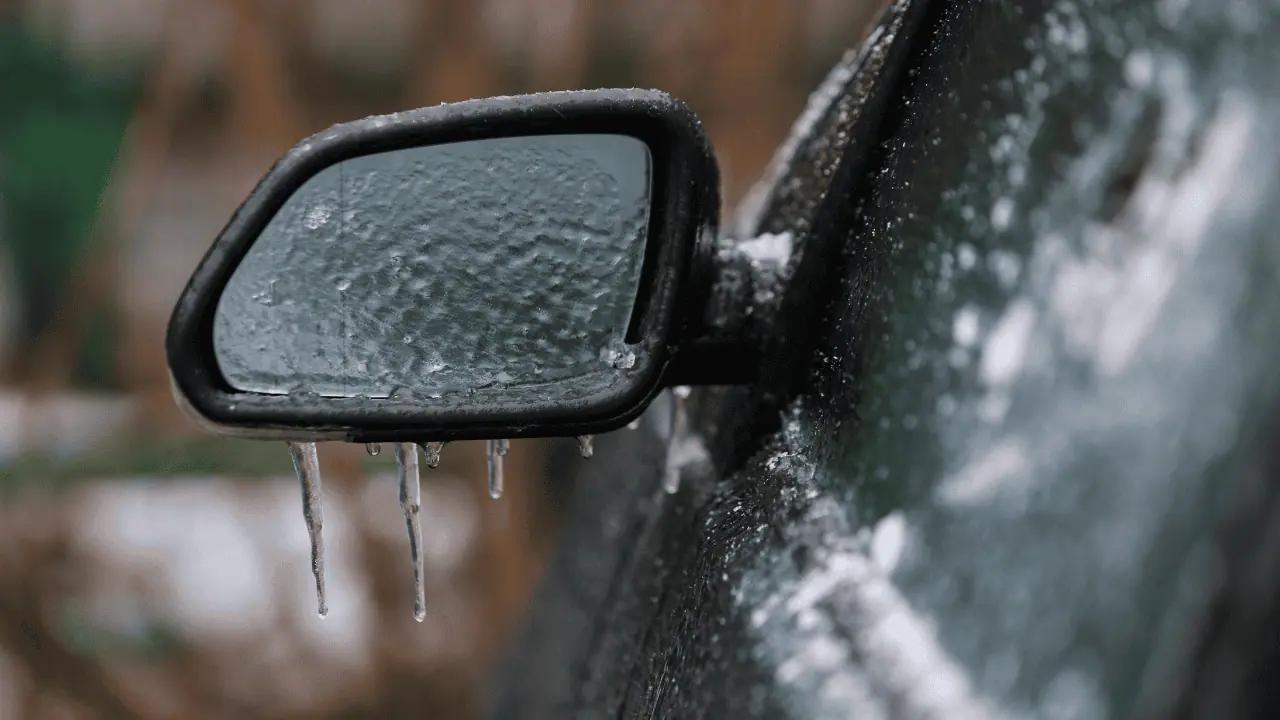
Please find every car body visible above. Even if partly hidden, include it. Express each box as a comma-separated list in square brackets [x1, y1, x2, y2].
[495, 0, 1280, 717]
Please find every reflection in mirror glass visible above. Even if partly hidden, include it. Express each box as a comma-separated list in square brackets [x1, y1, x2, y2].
[213, 134, 652, 398]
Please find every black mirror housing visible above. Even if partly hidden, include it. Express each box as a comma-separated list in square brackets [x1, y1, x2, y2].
[167, 89, 720, 443]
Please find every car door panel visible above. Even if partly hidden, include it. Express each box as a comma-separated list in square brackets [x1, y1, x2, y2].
[495, 0, 1280, 717]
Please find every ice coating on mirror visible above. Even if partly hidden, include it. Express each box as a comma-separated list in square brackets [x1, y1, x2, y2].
[213, 134, 652, 398]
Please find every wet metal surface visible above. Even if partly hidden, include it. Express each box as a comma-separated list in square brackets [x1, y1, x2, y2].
[497, 0, 1280, 717]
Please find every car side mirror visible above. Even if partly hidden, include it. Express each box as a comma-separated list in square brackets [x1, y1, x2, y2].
[167, 89, 724, 443]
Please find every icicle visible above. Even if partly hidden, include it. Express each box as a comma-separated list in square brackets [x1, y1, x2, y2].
[420, 441, 445, 469]
[394, 443, 427, 622]
[662, 388, 691, 494]
[576, 434, 594, 459]
[487, 439, 509, 499]
[287, 441, 328, 617]
[365, 442, 382, 456]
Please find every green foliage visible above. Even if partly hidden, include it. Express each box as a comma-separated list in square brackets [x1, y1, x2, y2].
[0, 26, 139, 376]
[0, 435, 292, 496]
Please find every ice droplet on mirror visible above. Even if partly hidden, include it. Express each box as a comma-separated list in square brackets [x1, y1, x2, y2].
[487, 439, 509, 500]
[394, 443, 427, 622]
[577, 434, 594, 459]
[365, 442, 382, 456]
[287, 441, 328, 617]
[420, 441, 444, 468]
[663, 388, 691, 494]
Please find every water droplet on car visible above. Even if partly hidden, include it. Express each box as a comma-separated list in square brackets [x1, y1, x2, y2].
[487, 439, 509, 499]
[365, 443, 382, 456]
[576, 434, 594, 458]
[287, 441, 328, 617]
[394, 443, 427, 622]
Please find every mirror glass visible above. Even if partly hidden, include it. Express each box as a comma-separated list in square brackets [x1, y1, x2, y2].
[213, 133, 652, 398]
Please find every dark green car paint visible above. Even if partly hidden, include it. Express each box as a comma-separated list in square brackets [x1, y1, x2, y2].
[497, 0, 1280, 717]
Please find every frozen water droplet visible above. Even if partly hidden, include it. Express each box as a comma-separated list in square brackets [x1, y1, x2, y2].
[662, 467, 681, 494]
[394, 443, 427, 622]
[576, 434, 594, 459]
[365, 442, 382, 456]
[627, 418, 641, 431]
[250, 280, 278, 306]
[663, 388, 690, 494]
[420, 441, 444, 468]
[487, 439, 509, 499]
[287, 441, 328, 617]
[599, 341, 637, 369]
[303, 204, 332, 230]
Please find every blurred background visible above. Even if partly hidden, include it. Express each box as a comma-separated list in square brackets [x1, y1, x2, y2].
[0, 0, 881, 716]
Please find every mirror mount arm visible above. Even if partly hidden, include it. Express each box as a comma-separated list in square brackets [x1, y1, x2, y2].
[664, 338, 758, 385]
[662, 238, 782, 386]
